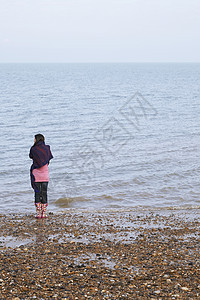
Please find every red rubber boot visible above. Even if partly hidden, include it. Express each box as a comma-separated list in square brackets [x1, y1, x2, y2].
[41, 203, 48, 218]
[35, 203, 42, 219]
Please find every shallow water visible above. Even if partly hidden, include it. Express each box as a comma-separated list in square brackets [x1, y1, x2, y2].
[0, 63, 200, 214]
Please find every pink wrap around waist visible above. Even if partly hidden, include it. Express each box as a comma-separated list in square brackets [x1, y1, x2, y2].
[32, 164, 49, 182]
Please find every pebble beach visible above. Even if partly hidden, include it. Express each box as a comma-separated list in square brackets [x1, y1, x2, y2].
[0, 208, 199, 299]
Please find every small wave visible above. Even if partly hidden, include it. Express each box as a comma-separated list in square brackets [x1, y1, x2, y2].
[97, 194, 124, 202]
[133, 177, 146, 185]
[100, 195, 115, 200]
[160, 186, 177, 192]
[166, 172, 184, 179]
[54, 197, 89, 208]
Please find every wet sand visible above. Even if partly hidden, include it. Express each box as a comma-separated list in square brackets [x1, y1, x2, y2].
[0, 208, 200, 299]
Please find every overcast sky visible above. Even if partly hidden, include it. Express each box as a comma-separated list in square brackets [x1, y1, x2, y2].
[0, 0, 199, 63]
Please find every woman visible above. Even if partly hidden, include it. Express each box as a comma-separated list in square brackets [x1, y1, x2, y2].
[29, 134, 53, 218]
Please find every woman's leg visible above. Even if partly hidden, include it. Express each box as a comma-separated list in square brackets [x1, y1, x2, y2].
[34, 182, 42, 218]
[41, 182, 48, 218]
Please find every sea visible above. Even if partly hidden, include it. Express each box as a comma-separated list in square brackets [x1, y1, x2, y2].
[0, 63, 200, 214]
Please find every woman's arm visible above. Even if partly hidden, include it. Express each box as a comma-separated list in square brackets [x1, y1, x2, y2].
[29, 148, 33, 159]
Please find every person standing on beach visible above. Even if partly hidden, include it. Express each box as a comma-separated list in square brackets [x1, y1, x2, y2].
[29, 134, 53, 219]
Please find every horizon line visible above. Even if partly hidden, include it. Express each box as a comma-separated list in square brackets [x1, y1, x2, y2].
[0, 61, 200, 64]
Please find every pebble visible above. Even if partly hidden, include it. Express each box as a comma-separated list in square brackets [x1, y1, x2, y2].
[181, 287, 189, 291]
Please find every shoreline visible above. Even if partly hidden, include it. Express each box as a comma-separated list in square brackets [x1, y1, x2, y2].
[0, 209, 200, 299]
[1, 204, 200, 217]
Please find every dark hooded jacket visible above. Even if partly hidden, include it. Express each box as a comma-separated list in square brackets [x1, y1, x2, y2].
[29, 141, 53, 190]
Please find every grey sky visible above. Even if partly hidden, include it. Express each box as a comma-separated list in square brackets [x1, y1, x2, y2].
[0, 0, 199, 62]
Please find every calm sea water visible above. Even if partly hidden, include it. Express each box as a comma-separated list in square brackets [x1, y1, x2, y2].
[0, 63, 200, 214]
